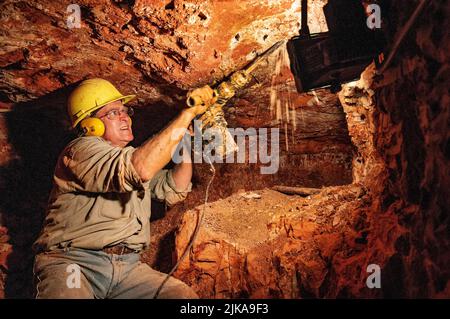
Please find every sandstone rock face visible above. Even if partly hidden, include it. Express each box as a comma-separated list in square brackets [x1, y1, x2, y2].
[0, 0, 327, 104]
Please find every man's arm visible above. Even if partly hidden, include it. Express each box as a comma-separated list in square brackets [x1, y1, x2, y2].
[171, 147, 193, 191]
[131, 86, 215, 182]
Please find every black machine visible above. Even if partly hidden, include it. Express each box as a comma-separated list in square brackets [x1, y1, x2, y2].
[287, 0, 386, 93]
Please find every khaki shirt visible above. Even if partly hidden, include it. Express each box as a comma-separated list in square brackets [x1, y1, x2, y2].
[33, 136, 191, 252]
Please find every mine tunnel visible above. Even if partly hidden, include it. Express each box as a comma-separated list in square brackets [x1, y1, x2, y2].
[0, 0, 448, 300]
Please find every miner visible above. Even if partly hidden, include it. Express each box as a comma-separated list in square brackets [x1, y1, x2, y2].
[32, 78, 216, 298]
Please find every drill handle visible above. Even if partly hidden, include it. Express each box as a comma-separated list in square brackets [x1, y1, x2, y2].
[186, 88, 218, 107]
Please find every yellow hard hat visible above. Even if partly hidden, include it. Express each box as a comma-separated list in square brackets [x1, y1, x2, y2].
[67, 78, 136, 128]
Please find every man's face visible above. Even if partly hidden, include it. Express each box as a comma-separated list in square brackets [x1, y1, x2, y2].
[95, 100, 133, 148]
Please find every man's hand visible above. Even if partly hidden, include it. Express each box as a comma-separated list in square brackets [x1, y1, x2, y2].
[186, 85, 218, 116]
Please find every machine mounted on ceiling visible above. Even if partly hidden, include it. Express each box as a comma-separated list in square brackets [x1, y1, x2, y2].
[287, 0, 386, 93]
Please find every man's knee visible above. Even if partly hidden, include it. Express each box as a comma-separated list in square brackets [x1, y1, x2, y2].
[157, 277, 199, 299]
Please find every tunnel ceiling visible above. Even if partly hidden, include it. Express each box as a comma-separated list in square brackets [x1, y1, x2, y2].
[0, 0, 329, 108]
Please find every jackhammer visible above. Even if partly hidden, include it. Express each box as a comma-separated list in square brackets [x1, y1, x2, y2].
[186, 40, 285, 158]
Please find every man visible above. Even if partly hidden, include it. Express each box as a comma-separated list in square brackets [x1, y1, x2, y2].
[32, 78, 216, 298]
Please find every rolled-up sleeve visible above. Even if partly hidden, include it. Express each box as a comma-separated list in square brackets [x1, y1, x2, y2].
[55, 137, 145, 193]
[149, 169, 192, 206]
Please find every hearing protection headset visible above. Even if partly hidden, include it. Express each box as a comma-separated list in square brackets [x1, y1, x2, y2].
[80, 117, 105, 137]
[79, 116, 132, 137]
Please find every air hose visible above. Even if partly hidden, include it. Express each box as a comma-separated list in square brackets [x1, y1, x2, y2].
[153, 156, 216, 299]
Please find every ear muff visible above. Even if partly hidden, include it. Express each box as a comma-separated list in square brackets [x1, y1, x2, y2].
[80, 117, 105, 137]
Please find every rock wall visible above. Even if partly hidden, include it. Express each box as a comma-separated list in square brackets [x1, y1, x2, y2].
[362, 0, 449, 297]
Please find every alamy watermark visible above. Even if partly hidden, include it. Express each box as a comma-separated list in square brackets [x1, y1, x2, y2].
[66, 263, 81, 289]
[366, 4, 382, 29]
[67, 4, 81, 29]
[366, 264, 381, 289]
[171, 120, 280, 175]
